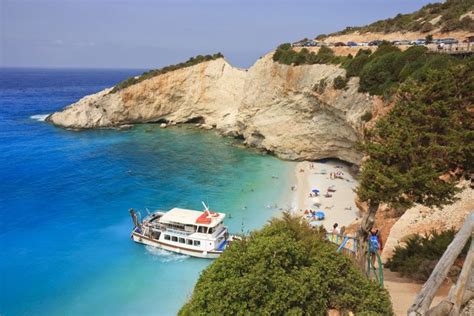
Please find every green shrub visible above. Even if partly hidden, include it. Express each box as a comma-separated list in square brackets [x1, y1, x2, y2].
[386, 229, 471, 281]
[314, 78, 327, 94]
[361, 111, 373, 122]
[110, 52, 224, 93]
[327, 0, 474, 35]
[273, 44, 346, 66]
[420, 22, 434, 33]
[333, 75, 349, 90]
[316, 46, 336, 63]
[358, 51, 400, 95]
[345, 43, 463, 96]
[179, 214, 393, 315]
[315, 34, 327, 40]
[345, 49, 372, 77]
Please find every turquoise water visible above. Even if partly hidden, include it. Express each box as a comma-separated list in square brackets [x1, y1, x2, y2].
[0, 68, 295, 315]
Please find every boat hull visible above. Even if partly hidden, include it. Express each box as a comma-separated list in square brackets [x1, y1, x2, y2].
[131, 232, 222, 259]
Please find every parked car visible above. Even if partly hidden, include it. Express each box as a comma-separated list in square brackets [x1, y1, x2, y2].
[412, 39, 426, 45]
[440, 38, 458, 44]
[347, 41, 358, 46]
[358, 42, 369, 46]
[368, 40, 383, 46]
[334, 42, 346, 47]
[393, 40, 411, 45]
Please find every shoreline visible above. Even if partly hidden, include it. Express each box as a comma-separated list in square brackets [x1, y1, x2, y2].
[289, 160, 360, 231]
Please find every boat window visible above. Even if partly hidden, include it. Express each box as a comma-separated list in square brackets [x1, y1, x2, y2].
[179, 238, 185, 244]
[185, 225, 195, 232]
[193, 240, 201, 246]
[186, 239, 193, 245]
[164, 235, 171, 240]
[171, 236, 178, 242]
[208, 227, 214, 234]
[197, 226, 206, 233]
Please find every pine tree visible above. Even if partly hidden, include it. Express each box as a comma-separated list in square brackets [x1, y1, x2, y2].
[356, 59, 473, 266]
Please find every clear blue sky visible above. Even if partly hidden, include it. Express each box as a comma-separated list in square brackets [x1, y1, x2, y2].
[1, 0, 438, 69]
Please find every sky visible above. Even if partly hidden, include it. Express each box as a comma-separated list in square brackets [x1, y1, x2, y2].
[1, 0, 438, 69]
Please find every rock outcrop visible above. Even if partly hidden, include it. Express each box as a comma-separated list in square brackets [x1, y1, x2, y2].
[47, 54, 374, 164]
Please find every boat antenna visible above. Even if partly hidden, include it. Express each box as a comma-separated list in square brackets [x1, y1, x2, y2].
[202, 201, 211, 216]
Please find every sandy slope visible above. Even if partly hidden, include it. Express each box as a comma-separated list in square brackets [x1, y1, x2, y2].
[383, 269, 451, 315]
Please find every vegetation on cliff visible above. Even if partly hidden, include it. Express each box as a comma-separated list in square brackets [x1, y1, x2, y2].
[385, 229, 471, 281]
[357, 57, 473, 210]
[325, 0, 474, 36]
[333, 75, 349, 90]
[343, 44, 463, 96]
[179, 214, 393, 315]
[110, 53, 224, 93]
[354, 54, 473, 266]
[273, 41, 466, 99]
[272, 44, 345, 65]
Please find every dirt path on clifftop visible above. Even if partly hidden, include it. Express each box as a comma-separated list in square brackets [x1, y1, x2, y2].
[384, 269, 451, 315]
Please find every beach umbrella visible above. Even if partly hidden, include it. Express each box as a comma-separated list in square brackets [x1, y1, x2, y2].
[315, 211, 325, 220]
[312, 189, 320, 193]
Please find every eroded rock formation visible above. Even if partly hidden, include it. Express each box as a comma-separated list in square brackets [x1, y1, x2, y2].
[47, 54, 374, 164]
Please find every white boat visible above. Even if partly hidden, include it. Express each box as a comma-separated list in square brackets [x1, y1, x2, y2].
[129, 204, 239, 259]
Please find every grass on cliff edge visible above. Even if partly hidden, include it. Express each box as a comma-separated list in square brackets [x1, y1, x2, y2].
[179, 213, 393, 316]
[273, 42, 467, 98]
[110, 53, 224, 93]
[318, 0, 474, 37]
[272, 43, 346, 66]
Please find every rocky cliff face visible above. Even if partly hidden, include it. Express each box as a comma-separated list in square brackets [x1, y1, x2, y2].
[47, 54, 374, 164]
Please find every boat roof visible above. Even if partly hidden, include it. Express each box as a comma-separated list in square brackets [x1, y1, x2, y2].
[159, 208, 225, 227]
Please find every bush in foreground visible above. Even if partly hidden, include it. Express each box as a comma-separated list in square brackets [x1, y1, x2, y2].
[179, 214, 393, 315]
[385, 229, 471, 281]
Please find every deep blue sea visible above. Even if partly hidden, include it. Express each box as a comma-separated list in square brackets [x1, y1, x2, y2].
[0, 68, 295, 315]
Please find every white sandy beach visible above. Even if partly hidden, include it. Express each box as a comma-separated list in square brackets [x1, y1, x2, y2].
[290, 160, 360, 231]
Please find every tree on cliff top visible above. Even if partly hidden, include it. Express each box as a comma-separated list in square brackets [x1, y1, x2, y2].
[355, 58, 473, 265]
[179, 213, 393, 315]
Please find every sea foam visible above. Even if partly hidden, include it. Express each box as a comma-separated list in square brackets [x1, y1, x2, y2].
[30, 114, 50, 121]
[145, 245, 189, 262]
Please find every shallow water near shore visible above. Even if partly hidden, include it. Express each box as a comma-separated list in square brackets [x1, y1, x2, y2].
[0, 68, 295, 315]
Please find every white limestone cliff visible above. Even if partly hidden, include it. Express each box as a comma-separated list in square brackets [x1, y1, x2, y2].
[47, 54, 374, 164]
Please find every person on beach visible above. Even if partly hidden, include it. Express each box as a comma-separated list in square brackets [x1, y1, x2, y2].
[368, 229, 383, 267]
[332, 223, 340, 235]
